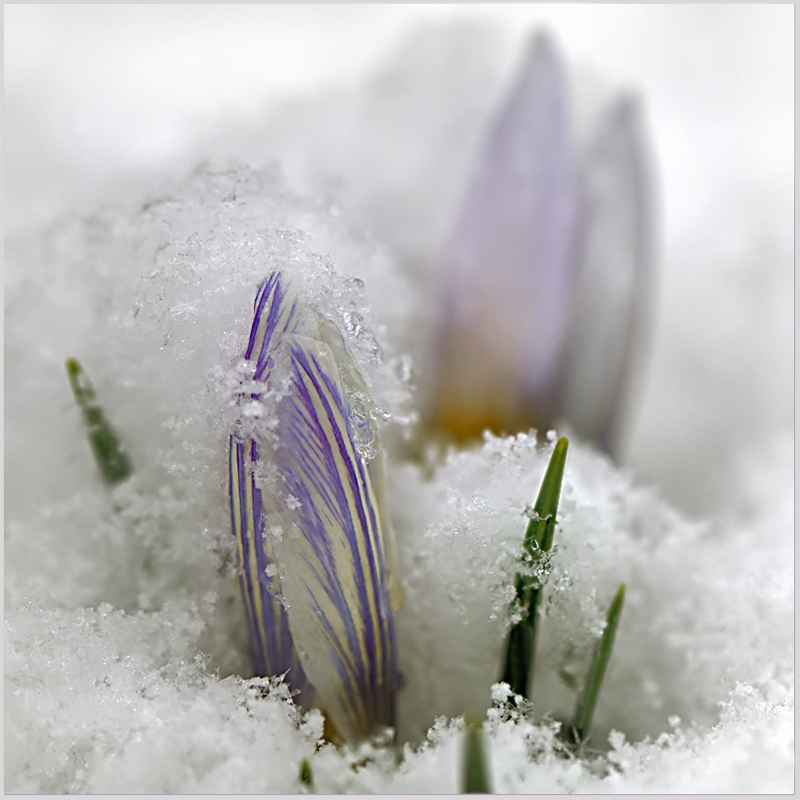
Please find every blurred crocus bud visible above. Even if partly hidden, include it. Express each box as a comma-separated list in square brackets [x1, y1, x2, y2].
[427, 33, 652, 457]
[229, 271, 399, 744]
[557, 95, 652, 454]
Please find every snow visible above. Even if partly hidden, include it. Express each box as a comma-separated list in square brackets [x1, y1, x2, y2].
[4, 6, 794, 794]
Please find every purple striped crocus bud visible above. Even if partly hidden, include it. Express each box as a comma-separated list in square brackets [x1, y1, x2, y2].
[228, 271, 398, 744]
[428, 33, 652, 458]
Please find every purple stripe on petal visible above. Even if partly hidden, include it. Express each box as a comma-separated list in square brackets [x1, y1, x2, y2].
[228, 438, 266, 672]
[245, 271, 300, 381]
[246, 273, 277, 360]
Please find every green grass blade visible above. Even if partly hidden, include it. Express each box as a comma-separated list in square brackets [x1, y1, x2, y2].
[499, 608, 536, 699]
[525, 436, 569, 555]
[571, 583, 626, 745]
[65, 358, 133, 485]
[298, 758, 314, 790]
[462, 716, 492, 794]
[499, 437, 568, 698]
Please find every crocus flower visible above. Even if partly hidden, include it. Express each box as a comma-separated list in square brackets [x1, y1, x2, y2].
[228, 270, 399, 744]
[428, 33, 651, 457]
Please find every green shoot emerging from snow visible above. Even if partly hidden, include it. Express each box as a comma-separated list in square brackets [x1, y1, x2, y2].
[461, 715, 493, 794]
[500, 436, 568, 698]
[65, 358, 133, 485]
[298, 757, 314, 790]
[569, 583, 626, 747]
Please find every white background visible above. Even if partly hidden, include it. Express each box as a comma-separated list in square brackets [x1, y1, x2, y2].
[5, 4, 793, 237]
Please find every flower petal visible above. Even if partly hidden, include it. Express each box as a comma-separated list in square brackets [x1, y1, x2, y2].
[229, 269, 397, 743]
[228, 433, 313, 708]
[558, 97, 652, 454]
[229, 271, 312, 705]
[430, 34, 579, 439]
[270, 334, 397, 743]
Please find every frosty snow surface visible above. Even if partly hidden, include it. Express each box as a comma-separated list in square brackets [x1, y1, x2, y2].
[5, 161, 792, 793]
[5, 17, 794, 796]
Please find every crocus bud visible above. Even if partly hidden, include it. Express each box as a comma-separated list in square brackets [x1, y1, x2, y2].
[558, 95, 652, 454]
[428, 33, 652, 458]
[229, 270, 398, 744]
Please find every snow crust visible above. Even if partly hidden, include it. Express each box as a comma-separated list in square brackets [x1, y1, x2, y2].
[5, 11, 793, 795]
